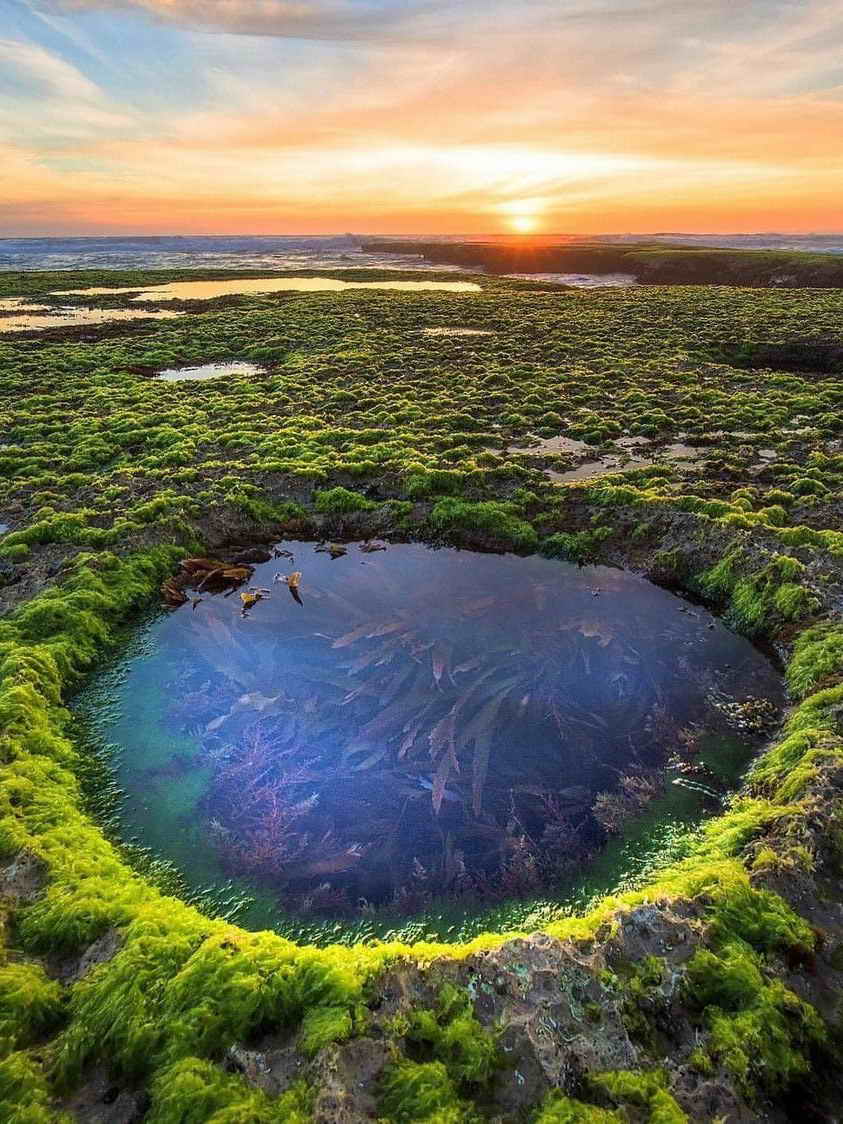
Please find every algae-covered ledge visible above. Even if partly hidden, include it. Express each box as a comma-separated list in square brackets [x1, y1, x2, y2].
[1, 272, 842, 1121]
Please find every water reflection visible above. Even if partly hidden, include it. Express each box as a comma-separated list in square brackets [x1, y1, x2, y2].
[53, 277, 481, 301]
[0, 300, 183, 333]
[422, 327, 495, 337]
[503, 272, 637, 288]
[85, 542, 782, 932]
[155, 361, 263, 382]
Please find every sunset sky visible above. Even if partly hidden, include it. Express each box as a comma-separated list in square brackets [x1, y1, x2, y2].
[1, 0, 842, 236]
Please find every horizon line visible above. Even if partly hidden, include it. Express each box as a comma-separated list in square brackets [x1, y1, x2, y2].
[2, 230, 843, 242]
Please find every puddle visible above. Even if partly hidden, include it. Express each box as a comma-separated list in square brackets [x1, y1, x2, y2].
[421, 327, 495, 337]
[0, 303, 183, 333]
[155, 361, 263, 383]
[78, 541, 782, 938]
[504, 272, 637, 288]
[534, 438, 703, 484]
[508, 434, 589, 456]
[53, 277, 481, 302]
[617, 436, 652, 449]
[547, 455, 653, 483]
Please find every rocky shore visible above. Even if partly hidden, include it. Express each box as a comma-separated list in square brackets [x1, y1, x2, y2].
[364, 239, 843, 288]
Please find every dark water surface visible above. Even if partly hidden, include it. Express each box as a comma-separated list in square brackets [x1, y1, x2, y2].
[77, 542, 783, 943]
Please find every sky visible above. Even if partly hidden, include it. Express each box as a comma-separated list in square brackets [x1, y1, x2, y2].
[1, 0, 842, 236]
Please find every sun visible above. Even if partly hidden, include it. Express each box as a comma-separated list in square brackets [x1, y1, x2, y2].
[507, 213, 539, 234]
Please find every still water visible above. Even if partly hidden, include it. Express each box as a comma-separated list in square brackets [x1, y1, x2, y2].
[155, 361, 264, 382]
[77, 542, 782, 943]
[0, 297, 183, 333]
[53, 277, 481, 301]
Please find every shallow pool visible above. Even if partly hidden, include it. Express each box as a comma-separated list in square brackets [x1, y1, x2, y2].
[154, 361, 264, 382]
[53, 277, 482, 301]
[0, 299, 183, 333]
[76, 541, 783, 942]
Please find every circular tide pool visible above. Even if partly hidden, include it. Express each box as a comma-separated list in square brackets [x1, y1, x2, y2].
[75, 541, 784, 943]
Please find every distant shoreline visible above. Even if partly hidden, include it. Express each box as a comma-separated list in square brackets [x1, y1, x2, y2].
[364, 238, 843, 287]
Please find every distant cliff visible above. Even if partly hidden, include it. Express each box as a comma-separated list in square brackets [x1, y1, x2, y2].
[364, 239, 843, 287]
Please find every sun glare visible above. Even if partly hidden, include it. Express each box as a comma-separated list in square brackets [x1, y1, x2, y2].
[508, 213, 539, 234]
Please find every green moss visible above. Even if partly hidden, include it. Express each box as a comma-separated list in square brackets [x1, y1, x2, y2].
[696, 551, 817, 635]
[147, 1058, 311, 1123]
[541, 527, 611, 564]
[429, 498, 537, 549]
[590, 1070, 686, 1123]
[684, 944, 764, 1012]
[534, 1094, 622, 1122]
[705, 980, 823, 1096]
[405, 985, 499, 1085]
[0, 1051, 68, 1124]
[786, 622, 843, 698]
[683, 936, 824, 1099]
[297, 1004, 353, 1056]
[707, 884, 814, 955]
[0, 543, 29, 562]
[54, 923, 369, 1084]
[535, 1070, 686, 1123]
[619, 956, 665, 1051]
[379, 1060, 476, 1124]
[405, 468, 468, 498]
[0, 962, 64, 1048]
[313, 486, 377, 514]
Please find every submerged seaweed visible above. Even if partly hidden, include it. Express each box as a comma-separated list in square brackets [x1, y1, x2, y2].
[94, 541, 783, 918]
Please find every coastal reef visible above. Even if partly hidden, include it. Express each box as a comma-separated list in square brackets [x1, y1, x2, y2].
[1, 267, 843, 1120]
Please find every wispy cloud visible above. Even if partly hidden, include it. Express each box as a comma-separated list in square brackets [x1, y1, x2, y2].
[3, 0, 843, 233]
[49, 0, 435, 40]
[0, 37, 102, 99]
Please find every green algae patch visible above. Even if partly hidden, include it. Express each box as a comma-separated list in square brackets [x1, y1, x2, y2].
[147, 1058, 311, 1124]
[786, 621, 843, 698]
[404, 984, 500, 1087]
[429, 497, 538, 549]
[0, 1050, 67, 1124]
[684, 944, 824, 1097]
[379, 1059, 476, 1124]
[0, 961, 64, 1049]
[535, 1070, 687, 1123]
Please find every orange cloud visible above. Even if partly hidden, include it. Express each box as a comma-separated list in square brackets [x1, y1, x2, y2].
[3, 0, 843, 234]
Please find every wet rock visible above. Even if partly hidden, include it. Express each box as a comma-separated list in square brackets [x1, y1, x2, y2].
[223, 1036, 306, 1097]
[232, 547, 273, 564]
[60, 1067, 148, 1123]
[0, 560, 21, 587]
[372, 933, 637, 1118]
[0, 848, 46, 903]
[606, 901, 704, 966]
[669, 1066, 759, 1123]
[471, 935, 637, 1115]
[62, 928, 123, 982]
[310, 1039, 392, 1123]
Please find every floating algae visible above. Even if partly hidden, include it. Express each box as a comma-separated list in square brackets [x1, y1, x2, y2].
[77, 541, 783, 941]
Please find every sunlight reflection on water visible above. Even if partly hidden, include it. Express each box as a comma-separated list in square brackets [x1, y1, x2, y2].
[53, 277, 482, 301]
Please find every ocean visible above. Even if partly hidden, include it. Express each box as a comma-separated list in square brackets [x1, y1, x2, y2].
[1, 233, 841, 273]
